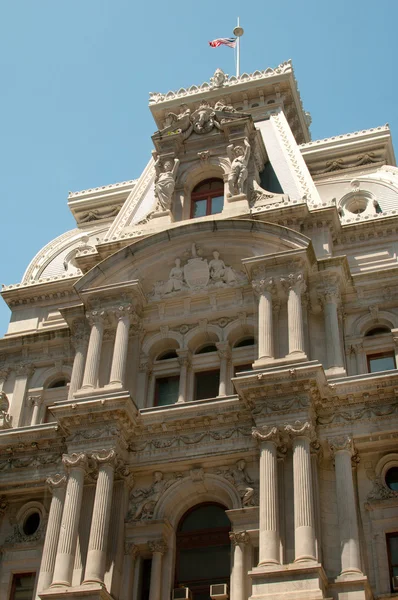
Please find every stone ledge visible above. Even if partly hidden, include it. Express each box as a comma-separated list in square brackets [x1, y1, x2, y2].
[40, 582, 113, 600]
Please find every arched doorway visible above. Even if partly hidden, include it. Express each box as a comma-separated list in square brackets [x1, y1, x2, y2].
[175, 503, 231, 600]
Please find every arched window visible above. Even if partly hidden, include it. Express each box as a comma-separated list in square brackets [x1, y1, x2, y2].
[363, 326, 396, 373]
[48, 378, 69, 389]
[175, 503, 231, 596]
[191, 179, 224, 218]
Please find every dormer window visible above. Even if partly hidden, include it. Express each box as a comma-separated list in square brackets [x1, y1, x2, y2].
[191, 178, 224, 218]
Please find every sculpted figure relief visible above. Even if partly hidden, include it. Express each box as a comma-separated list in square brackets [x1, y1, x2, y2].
[164, 258, 184, 293]
[130, 471, 174, 520]
[227, 139, 251, 197]
[153, 153, 180, 212]
[222, 459, 255, 507]
[209, 251, 237, 285]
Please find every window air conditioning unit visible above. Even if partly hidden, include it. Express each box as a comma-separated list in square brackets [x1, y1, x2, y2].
[172, 588, 192, 600]
[392, 576, 398, 591]
[210, 583, 229, 600]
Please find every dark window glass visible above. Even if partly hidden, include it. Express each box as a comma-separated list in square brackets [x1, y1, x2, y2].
[387, 533, 398, 589]
[195, 344, 217, 355]
[365, 327, 390, 336]
[386, 467, 398, 491]
[234, 337, 255, 348]
[194, 370, 220, 400]
[141, 558, 152, 600]
[175, 503, 230, 596]
[157, 350, 178, 360]
[367, 353, 396, 373]
[23, 512, 40, 536]
[10, 574, 36, 600]
[155, 376, 179, 406]
[191, 178, 224, 218]
[234, 364, 252, 376]
[48, 378, 68, 389]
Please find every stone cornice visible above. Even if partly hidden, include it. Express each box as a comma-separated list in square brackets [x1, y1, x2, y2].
[1, 278, 80, 308]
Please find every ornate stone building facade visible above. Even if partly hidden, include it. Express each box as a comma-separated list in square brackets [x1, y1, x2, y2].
[2, 60, 398, 600]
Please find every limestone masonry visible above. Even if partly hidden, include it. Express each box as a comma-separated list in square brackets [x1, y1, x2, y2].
[2, 60, 398, 600]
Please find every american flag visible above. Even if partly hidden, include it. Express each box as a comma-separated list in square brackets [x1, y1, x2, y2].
[208, 37, 237, 49]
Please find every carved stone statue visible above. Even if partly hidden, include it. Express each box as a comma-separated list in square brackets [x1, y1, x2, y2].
[164, 258, 185, 294]
[130, 471, 173, 520]
[227, 139, 251, 197]
[210, 68, 228, 88]
[0, 392, 11, 429]
[159, 104, 192, 137]
[223, 459, 255, 507]
[153, 154, 180, 211]
[191, 101, 222, 135]
[209, 251, 237, 285]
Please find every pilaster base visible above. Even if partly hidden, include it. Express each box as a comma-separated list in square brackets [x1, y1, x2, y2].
[249, 562, 328, 600]
[253, 354, 308, 369]
[40, 583, 113, 600]
[325, 366, 347, 378]
[328, 573, 372, 600]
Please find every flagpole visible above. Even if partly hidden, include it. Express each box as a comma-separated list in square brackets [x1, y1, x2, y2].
[233, 18, 244, 77]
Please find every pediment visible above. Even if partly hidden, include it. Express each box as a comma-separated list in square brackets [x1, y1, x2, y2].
[74, 219, 312, 302]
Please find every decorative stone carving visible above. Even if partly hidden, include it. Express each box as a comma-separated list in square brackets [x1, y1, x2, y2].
[229, 531, 250, 545]
[148, 540, 167, 554]
[128, 471, 178, 521]
[210, 68, 228, 88]
[280, 272, 306, 295]
[252, 425, 280, 444]
[220, 459, 255, 507]
[0, 495, 8, 516]
[252, 277, 276, 297]
[285, 420, 315, 441]
[0, 392, 11, 429]
[46, 474, 67, 490]
[153, 153, 180, 211]
[91, 448, 117, 466]
[227, 139, 251, 197]
[151, 245, 244, 298]
[159, 104, 192, 136]
[367, 477, 398, 502]
[125, 541, 140, 558]
[62, 452, 89, 472]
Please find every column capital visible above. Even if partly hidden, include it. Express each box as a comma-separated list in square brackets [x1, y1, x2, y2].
[29, 394, 43, 407]
[148, 539, 167, 555]
[91, 448, 117, 467]
[285, 420, 316, 441]
[216, 341, 231, 360]
[62, 452, 89, 472]
[71, 321, 89, 350]
[229, 530, 250, 546]
[252, 276, 276, 297]
[111, 303, 140, 325]
[318, 283, 341, 306]
[14, 362, 35, 377]
[86, 309, 107, 327]
[0, 367, 11, 383]
[125, 541, 139, 558]
[46, 474, 67, 491]
[252, 425, 280, 445]
[176, 349, 191, 367]
[328, 435, 355, 457]
[280, 272, 306, 295]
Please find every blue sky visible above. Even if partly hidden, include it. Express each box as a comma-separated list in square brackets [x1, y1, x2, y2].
[0, 0, 397, 334]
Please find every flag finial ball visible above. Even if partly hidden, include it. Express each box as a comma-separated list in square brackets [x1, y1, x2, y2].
[233, 26, 244, 37]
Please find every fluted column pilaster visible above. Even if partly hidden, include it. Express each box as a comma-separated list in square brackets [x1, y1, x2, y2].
[230, 531, 250, 600]
[176, 350, 190, 403]
[81, 310, 106, 390]
[30, 394, 43, 425]
[285, 421, 316, 562]
[35, 475, 67, 598]
[148, 540, 167, 600]
[281, 273, 306, 357]
[252, 278, 275, 361]
[252, 426, 280, 565]
[109, 305, 136, 387]
[216, 342, 231, 397]
[319, 283, 344, 370]
[83, 449, 116, 584]
[51, 453, 88, 586]
[329, 436, 362, 575]
[69, 322, 89, 398]
[121, 543, 139, 600]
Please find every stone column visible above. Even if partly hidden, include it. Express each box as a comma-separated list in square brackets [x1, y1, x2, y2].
[108, 305, 136, 388]
[35, 475, 67, 598]
[353, 343, 365, 374]
[272, 300, 281, 359]
[10, 362, 34, 427]
[148, 540, 167, 600]
[216, 342, 231, 397]
[51, 453, 88, 587]
[329, 436, 362, 575]
[68, 322, 89, 398]
[252, 277, 275, 361]
[30, 394, 43, 426]
[84, 449, 116, 584]
[311, 441, 323, 563]
[285, 421, 316, 562]
[319, 283, 344, 370]
[137, 356, 152, 408]
[230, 531, 250, 600]
[121, 543, 139, 600]
[176, 350, 190, 404]
[81, 310, 106, 390]
[281, 273, 306, 357]
[252, 426, 280, 565]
